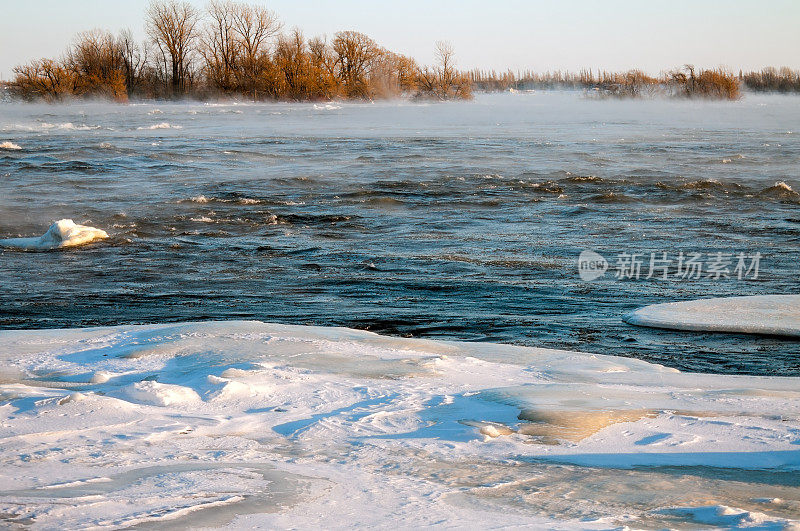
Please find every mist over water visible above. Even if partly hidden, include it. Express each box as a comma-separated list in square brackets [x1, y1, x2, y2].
[1, 91, 798, 375]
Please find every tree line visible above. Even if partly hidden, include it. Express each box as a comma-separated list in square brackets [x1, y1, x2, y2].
[8, 1, 799, 103]
[471, 66, 800, 99]
[740, 67, 800, 93]
[10, 0, 471, 102]
[471, 67, 743, 99]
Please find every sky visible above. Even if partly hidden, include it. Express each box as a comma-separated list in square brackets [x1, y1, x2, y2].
[1, 0, 799, 80]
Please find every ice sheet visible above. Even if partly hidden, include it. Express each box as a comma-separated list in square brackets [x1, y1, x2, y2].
[0, 321, 798, 528]
[624, 294, 800, 337]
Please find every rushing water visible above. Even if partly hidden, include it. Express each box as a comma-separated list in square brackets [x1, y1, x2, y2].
[0, 91, 798, 375]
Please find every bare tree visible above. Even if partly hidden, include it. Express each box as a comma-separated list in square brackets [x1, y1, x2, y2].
[118, 29, 148, 97]
[274, 29, 310, 99]
[308, 36, 339, 98]
[332, 31, 379, 97]
[11, 4, 470, 102]
[417, 41, 471, 100]
[394, 53, 419, 93]
[434, 41, 455, 93]
[12, 58, 76, 101]
[308, 36, 335, 77]
[146, 0, 200, 96]
[231, 2, 281, 99]
[67, 30, 127, 100]
[202, 0, 240, 92]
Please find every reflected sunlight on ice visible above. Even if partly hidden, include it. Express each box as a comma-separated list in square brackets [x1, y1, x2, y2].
[0, 321, 798, 528]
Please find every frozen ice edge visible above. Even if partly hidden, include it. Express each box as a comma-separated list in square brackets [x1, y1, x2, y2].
[624, 294, 800, 337]
[0, 320, 798, 528]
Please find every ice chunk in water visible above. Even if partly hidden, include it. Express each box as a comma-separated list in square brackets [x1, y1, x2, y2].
[625, 295, 800, 337]
[0, 219, 108, 250]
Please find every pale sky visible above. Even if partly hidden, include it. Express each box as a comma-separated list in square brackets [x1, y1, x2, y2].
[1, 0, 799, 80]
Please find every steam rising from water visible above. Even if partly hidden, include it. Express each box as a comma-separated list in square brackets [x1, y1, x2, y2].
[0, 92, 798, 375]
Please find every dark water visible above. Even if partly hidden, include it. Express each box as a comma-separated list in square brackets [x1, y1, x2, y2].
[1, 92, 798, 375]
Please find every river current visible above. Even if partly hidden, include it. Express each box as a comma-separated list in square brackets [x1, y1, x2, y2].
[1, 91, 798, 375]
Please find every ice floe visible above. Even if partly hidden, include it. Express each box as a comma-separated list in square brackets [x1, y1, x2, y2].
[0, 219, 109, 250]
[0, 321, 798, 528]
[625, 294, 800, 337]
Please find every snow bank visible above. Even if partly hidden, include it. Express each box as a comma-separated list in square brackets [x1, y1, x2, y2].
[624, 294, 800, 337]
[119, 381, 202, 406]
[0, 219, 109, 250]
[0, 321, 798, 528]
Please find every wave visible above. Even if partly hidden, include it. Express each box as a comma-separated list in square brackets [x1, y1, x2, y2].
[479, 175, 566, 194]
[180, 211, 356, 227]
[524, 180, 564, 194]
[0, 219, 108, 250]
[655, 179, 744, 193]
[756, 181, 800, 201]
[363, 196, 406, 207]
[221, 149, 284, 161]
[2, 122, 99, 132]
[184, 194, 262, 205]
[561, 174, 605, 183]
[182, 210, 296, 226]
[41, 122, 101, 131]
[647, 178, 800, 203]
[137, 122, 183, 130]
[682, 178, 728, 190]
[588, 191, 636, 203]
[769, 180, 794, 192]
[720, 154, 745, 164]
[0, 141, 21, 150]
[28, 160, 108, 174]
[1, 124, 35, 132]
[276, 213, 354, 225]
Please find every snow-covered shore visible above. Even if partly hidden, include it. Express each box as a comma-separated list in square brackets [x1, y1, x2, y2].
[0, 321, 798, 528]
